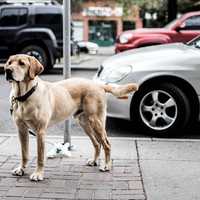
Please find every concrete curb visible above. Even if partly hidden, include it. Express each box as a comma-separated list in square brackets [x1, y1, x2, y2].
[1, 133, 200, 142]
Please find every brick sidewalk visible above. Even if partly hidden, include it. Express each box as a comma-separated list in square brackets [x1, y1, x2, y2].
[0, 154, 146, 200]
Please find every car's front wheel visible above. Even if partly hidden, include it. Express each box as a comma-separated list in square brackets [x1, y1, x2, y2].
[132, 83, 191, 137]
[20, 45, 49, 70]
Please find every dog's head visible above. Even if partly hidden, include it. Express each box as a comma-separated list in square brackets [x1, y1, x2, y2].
[4, 54, 44, 82]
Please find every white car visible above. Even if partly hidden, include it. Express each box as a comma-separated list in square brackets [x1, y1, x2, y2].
[77, 41, 99, 55]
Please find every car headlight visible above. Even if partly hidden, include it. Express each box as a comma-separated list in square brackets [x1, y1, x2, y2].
[119, 33, 133, 44]
[100, 65, 132, 83]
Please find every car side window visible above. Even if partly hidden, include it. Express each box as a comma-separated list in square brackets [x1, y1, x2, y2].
[184, 15, 200, 30]
[0, 8, 28, 27]
[35, 7, 62, 26]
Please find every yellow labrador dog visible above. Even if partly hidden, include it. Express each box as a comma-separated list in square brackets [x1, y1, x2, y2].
[4, 54, 138, 181]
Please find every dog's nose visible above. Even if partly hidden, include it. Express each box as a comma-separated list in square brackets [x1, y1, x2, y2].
[5, 68, 13, 81]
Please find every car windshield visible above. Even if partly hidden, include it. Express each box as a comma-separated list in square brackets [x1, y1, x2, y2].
[187, 36, 200, 49]
[164, 18, 179, 29]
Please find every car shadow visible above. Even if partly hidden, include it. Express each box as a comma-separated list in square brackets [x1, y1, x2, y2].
[106, 117, 200, 139]
[106, 117, 147, 137]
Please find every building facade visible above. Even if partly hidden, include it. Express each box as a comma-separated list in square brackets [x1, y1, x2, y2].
[72, 0, 142, 46]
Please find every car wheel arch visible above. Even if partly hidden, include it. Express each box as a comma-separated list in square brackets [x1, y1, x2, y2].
[15, 40, 53, 67]
[130, 75, 199, 123]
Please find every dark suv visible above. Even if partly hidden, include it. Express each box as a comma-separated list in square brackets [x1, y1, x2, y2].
[0, 1, 62, 69]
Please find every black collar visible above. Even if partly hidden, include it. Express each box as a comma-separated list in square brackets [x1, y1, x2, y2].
[14, 82, 38, 102]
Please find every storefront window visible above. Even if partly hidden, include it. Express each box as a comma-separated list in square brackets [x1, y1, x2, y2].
[89, 20, 116, 46]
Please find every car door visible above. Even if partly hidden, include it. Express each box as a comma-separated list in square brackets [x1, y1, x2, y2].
[0, 7, 28, 61]
[173, 15, 200, 43]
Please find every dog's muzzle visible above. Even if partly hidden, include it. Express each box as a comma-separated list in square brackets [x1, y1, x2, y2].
[5, 69, 14, 81]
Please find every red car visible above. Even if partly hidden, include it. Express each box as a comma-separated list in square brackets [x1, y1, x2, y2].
[116, 11, 200, 53]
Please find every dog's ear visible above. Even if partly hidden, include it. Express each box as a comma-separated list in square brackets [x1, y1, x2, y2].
[4, 56, 12, 69]
[28, 56, 44, 80]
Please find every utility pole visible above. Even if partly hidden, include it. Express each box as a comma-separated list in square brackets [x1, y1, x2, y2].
[63, 0, 71, 147]
[168, 0, 177, 23]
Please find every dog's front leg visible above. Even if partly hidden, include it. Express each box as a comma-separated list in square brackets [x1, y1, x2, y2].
[12, 122, 29, 176]
[30, 129, 46, 181]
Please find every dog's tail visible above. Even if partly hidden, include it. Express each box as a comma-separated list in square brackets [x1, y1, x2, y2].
[101, 83, 138, 98]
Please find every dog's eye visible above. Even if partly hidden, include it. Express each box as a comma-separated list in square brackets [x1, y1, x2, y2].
[8, 61, 12, 65]
[19, 60, 25, 65]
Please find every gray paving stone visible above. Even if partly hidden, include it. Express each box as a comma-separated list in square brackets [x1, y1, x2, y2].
[41, 192, 75, 199]
[45, 187, 76, 194]
[0, 178, 17, 187]
[49, 179, 66, 188]
[113, 176, 141, 181]
[94, 189, 112, 200]
[1, 162, 17, 170]
[128, 181, 143, 190]
[0, 155, 9, 163]
[76, 189, 94, 199]
[112, 181, 129, 190]
[0, 189, 8, 197]
[79, 181, 113, 190]
[3, 197, 23, 200]
[112, 189, 144, 195]
[24, 188, 45, 198]
[6, 187, 27, 197]
[112, 194, 146, 200]
[81, 172, 113, 181]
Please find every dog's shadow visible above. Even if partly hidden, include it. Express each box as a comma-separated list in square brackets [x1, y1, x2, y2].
[105, 117, 146, 137]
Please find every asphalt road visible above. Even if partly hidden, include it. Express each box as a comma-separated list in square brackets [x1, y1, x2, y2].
[1, 53, 200, 139]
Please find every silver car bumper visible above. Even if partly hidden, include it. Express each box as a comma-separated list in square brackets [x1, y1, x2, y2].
[106, 92, 133, 120]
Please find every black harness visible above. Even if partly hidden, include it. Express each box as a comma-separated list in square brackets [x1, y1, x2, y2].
[10, 83, 38, 115]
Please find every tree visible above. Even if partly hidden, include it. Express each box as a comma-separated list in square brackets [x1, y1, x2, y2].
[117, 0, 200, 27]
[116, 0, 167, 27]
[178, 0, 200, 12]
[116, 0, 165, 16]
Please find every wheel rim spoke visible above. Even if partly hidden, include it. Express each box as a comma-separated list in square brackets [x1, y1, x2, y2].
[143, 105, 153, 113]
[152, 91, 159, 102]
[164, 98, 175, 108]
[162, 113, 174, 125]
[149, 115, 157, 127]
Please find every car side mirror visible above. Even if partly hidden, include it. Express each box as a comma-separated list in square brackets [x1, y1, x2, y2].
[175, 22, 186, 32]
[175, 26, 181, 32]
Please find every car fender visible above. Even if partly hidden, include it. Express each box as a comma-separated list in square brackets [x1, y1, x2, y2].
[131, 70, 199, 97]
[132, 34, 171, 47]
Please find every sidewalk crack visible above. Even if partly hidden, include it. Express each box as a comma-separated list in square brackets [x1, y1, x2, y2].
[135, 140, 148, 200]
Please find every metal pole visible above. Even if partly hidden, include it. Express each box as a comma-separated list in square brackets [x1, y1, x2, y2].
[63, 0, 71, 146]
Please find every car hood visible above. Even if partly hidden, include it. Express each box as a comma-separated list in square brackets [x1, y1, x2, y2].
[102, 43, 200, 71]
[122, 28, 170, 36]
[134, 28, 169, 33]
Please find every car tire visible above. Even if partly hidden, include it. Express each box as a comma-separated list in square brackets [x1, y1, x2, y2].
[20, 45, 49, 70]
[132, 83, 191, 137]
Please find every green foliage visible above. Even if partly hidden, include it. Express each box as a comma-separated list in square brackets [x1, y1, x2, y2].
[116, 0, 165, 16]
[178, 0, 200, 12]
[117, 0, 200, 15]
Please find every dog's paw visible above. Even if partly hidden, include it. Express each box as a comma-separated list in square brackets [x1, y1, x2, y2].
[12, 166, 25, 176]
[99, 162, 112, 172]
[30, 171, 44, 181]
[86, 159, 98, 167]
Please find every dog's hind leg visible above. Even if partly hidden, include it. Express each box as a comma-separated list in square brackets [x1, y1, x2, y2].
[12, 121, 29, 176]
[78, 114, 101, 166]
[88, 115, 111, 172]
